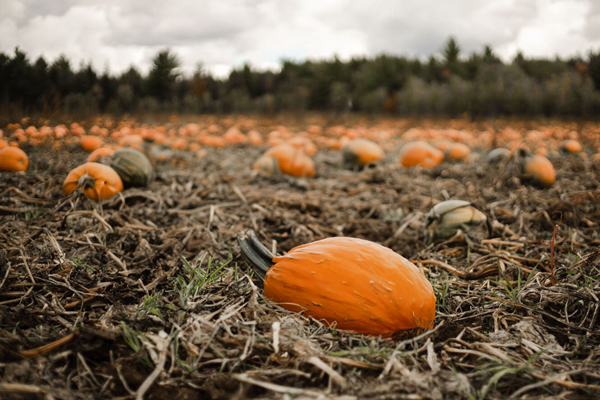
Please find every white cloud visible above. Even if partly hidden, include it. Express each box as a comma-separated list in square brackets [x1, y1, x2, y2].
[496, 0, 596, 60]
[0, 0, 598, 79]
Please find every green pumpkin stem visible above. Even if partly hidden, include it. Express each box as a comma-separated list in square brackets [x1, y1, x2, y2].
[237, 229, 274, 287]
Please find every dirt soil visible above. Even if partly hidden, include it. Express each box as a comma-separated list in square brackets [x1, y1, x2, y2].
[1, 115, 600, 399]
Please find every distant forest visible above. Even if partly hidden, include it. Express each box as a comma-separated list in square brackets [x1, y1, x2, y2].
[2, 38, 600, 118]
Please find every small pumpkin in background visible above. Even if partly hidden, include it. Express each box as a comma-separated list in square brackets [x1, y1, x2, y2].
[0, 147, 29, 172]
[560, 140, 582, 154]
[87, 147, 115, 162]
[188, 142, 202, 152]
[109, 148, 154, 188]
[170, 137, 188, 151]
[252, 155, 280, 176]
[516, 149, 555, 188]
[224, 127, 248, 145]
[263, 144, 315, 178]
[0, 139, 8, 149]
[287, 136, 317, 157]
[432, 140, 451, 152]
[342, 138, 384, 169]
[63, 162, 123, 201]
[238, 229, 435, 339]
[202, 135, 227, 147]
[80, 135, 104, 152]
[425, 200, 487, 243]
[591, 153, 600, 171]
[248, 130, 264, 146]
[399, 141, 444, 168]
[444, 142, 470, 162]
[118, 134, 144, 149]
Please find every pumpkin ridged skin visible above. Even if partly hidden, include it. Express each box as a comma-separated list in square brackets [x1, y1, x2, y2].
[243, 233, 435, 338]
[109, 148, 154, 188]
[399, 142, 444, 168]
[523, 155, 555, 187]
[342, 138, 384, 169]
[264, 144, 315, 178]
[0, 147, 29, 172]
[63, 162, 123, 201]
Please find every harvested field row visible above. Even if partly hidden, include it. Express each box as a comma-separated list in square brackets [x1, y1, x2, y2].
[1, 115, 600, 399]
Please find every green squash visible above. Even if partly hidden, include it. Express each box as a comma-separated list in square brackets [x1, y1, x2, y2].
[109, 148, 154, 188]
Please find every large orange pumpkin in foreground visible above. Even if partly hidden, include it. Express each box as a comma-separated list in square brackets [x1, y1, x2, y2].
[399, 142, 444, 168]
[63, 162, 123, 201]
[263, 144, 315, 178]
[342, 138, 384, 169]
[0, 147, 29, 172]
[238, 230, 435, 339]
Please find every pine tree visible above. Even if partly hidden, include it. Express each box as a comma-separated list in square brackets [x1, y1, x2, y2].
[147, 49, 180, 101]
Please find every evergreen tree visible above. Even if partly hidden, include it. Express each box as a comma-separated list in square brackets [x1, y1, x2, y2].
[442, 37, 460, 65]
[147, 49, 180, 101]
[589, 51, 600, 91]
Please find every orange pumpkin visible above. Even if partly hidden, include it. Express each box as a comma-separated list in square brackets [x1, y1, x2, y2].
[342, 138, 384, 169]
[248, 130, 264, 145]
[432, 140, 451, 152]
[80, 135, 104, 152]
[170, 137, 188, 150]
[238, 230, 435, 338]
[63, 162, 123, 201]
[560, 140, 582, 153]
[202, 135, 227, 147]
[399, 142, 444, 167]
[264, 144, 315, 177]
[224, 127, 248, 144]
[287, 136, 318, 157]
[188, 142, 202, 152]
[444, 142, 470, 162]
[522, 154, 555, 187]
[0, 147, 29, 172]
[0, 139, 8, 149]
[87, 147, 115, 162]
[591, 153, 600, 168]
[118, 134, 144, 148]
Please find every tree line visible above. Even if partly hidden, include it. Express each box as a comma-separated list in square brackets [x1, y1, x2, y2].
[2, 37, 600, 118]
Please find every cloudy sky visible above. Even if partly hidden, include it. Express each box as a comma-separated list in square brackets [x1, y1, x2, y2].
[1, 0, 599, 78]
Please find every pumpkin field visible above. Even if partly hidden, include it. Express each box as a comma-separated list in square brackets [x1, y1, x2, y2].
[1, 114, 600, 399]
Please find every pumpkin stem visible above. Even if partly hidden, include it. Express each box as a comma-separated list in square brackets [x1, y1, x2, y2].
[237, 229, 274, 287]
[77, 172, 95, 191]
